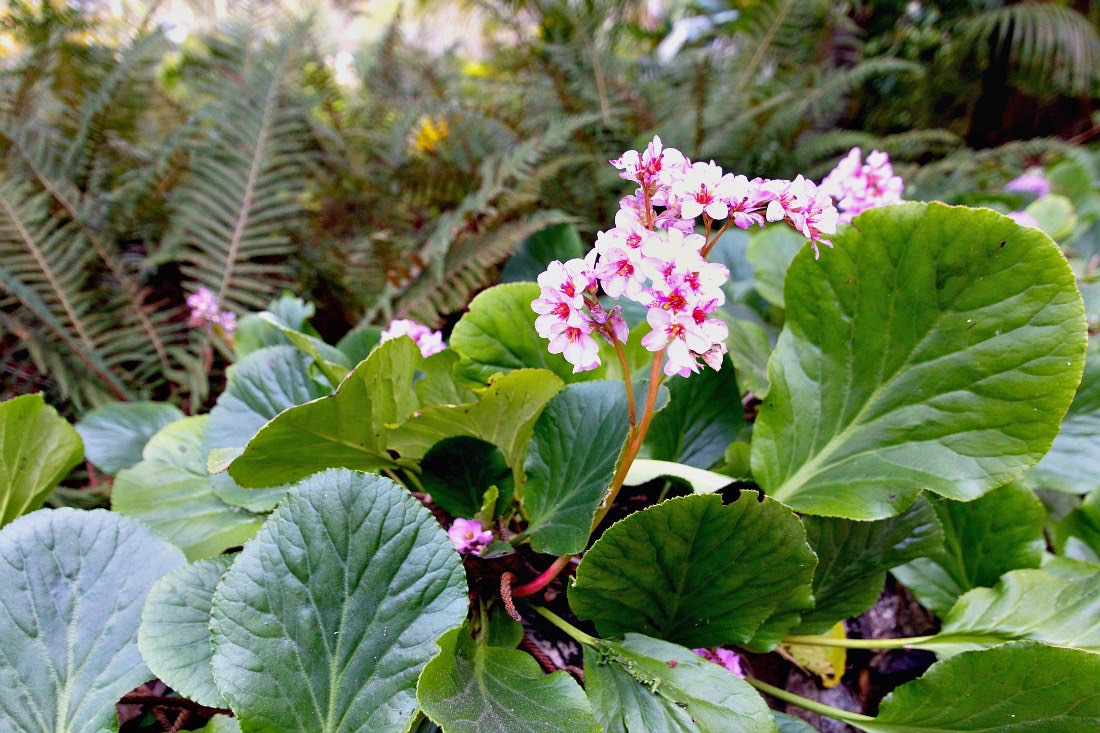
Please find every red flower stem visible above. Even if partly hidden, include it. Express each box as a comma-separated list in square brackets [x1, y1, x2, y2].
[591, 348, 666, 531]
[701, 219, 735, 258]
[612, 337, 636, 427]
[512, 554, 573, 598]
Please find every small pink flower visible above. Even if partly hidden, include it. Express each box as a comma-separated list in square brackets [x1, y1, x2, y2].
[448, 518, 494, 554]
[641, 308, 710, 377]
[546, 320, 601, 373]
[186, 287, 237, 336]
[381, 319, 446, 357]
[694, 647, 745, 678]
[1005, 172, 1049, 198]
[820, 147, 904, 224]
[765, 176, 838, 257]
[610, 135, 687, 192]
[672, 161, 733, 220]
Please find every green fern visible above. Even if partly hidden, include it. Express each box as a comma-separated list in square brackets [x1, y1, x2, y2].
[165, 27, 311, 313]
[952, 3, 1100, 97]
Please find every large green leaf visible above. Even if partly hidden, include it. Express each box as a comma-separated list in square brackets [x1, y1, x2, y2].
[449, 282, 603, 387]
[569, 493, 816, 649]
[0, 508, 186, 733]
[746, 225, 805, 308]
[849, 642, 1100, 732]
[139, 555, 234, 708]
[752, 203, 1086, 519]
[584, 634, 777, 733]
[0, 393, 83, 528]
[420, 437, 513, 519]
[794, 496, 944, 635]
[206, 345, 332, 511]
[234, 295, 318, 358]
[519, 381, 632, 555]
[226, 337, 421, 487]
[1027, 346, 1100, 494]
[1054, 489, 1100, 563]
[388, 369, 565, 486]
[74, 401, 183, 475]
[210, 469, 468, 733]
[914, 569, 1100, 656]
[724, 319, 772, 398]
[643, 358, 744, 469]
[892, 482, 1045, 614]
[417, 626, 599, 733]
[113, 417, 264, 561]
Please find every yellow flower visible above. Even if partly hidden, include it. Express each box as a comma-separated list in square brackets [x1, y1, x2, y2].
[411, 115, 449, 154]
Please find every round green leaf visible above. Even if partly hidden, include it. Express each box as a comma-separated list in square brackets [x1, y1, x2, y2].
[643, 357, 745, 469]
[0, 393, 83, 528]
[1027, 347, 1100, 494]
[773, 712, 818, 733]
[892, 481, 1045, 615]
[417, 626, 600, 733]
[113, 416, 264, 561]
[584, 634, 777, 733]
[449, 282, 604, 387]
[794, 495, 945, 635]
[569, 493, 816, 649]
[421, 436, 513, 519]
[917, 569, 1100, 657]
[74, 401, 183, 475]
[210, 469, 468, 733]
[753, 203, 1086, 519]
[139, 555, 235, 708]
[1054, 489, 1100, 563]
[852, 642, 1100, 732]
[519, 381, 633, 555]
[0, 508, 186, 733]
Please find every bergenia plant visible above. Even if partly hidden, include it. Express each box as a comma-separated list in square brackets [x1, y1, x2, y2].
[1, 140, 1098, 733]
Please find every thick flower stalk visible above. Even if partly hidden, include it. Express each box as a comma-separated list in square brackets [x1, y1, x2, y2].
[532, 135, 839, 376]
[820, 147, 904, 224]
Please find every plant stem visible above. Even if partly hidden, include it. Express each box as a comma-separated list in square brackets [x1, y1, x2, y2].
[591, 348, 666, 531]
[532, 605, 600, 648]
[782, 634, 937, 650]
[612, 337, 636, 427]
[512, 555, 572, 598]
[743, 677, 875, 724]
[403, 469, 427, 494]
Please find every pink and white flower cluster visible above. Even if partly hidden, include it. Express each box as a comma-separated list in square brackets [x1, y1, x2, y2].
[820, 147, 904, 224]
[532, 136, 839, 377]
[381, 318, 446, 358]
[186, 287, 236, 335]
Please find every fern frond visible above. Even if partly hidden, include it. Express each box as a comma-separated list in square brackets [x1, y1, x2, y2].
[166, 27, 310, 313]
[396, 210, 576, 325]
[952, 3, 1100, 96]
[0, 174, 133, 401]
